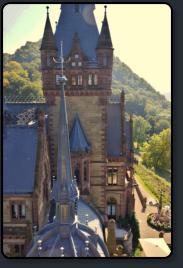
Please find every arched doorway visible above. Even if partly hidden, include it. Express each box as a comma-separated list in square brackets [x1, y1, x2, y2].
[107, 197, 116, 220]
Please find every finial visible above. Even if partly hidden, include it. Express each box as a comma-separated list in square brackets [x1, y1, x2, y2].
[104, 5, 107, 17]
[85, 241, 89, 253]
[46, 6, 49, 15]
[75, 31, 78, 37]
[60, 247, 64, 257]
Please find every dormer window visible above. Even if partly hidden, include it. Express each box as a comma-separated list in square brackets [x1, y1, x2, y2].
[72, 62, 76, 67]
[75, 4, 79, 13]
[103, 53, 107, 67]
[74, 54, 79, 59]
[78, 62, 82, 67]
[47, 54, 50, 67]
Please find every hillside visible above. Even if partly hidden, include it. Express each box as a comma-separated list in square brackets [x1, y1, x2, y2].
[3, 39, 171, 128]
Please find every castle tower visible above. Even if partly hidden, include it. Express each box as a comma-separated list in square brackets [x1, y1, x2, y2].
[40, 4, 134, 221]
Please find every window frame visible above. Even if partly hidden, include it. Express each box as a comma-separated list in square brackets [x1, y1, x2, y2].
[108, 167, 118, 185]
[71, 74, 77, 86]
[88, 74, 93, 86]
[10, 200, 26, 222]
[94, 74, 99, 86]
[71, 62, 76, 67]
[78, 74, 82, 86]
[84, 161, 87, 181]
[47, 54, 50, 67]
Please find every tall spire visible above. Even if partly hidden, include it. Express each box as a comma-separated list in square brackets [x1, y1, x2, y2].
[50, 42, 78, 227]
[40, 6, 58, 50]
[96, 5, 113, 49]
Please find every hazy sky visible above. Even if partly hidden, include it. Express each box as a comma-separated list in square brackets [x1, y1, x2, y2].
[3, 4, 171, 94]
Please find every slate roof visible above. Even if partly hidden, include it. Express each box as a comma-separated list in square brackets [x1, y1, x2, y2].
[3, 95, 9, 111]
[54, 4, 99, 61]
[3, 125, 38, 195]
[126, 121, 131, 151]
[69, 113, 91, 153]
[40, 12, 58, 50]
[28, 197, 108, 257]
[107, 103, 122, 157]
[6, 103, 47, 116]
[49, 197, 104, 241]
[97, 11, 113, 49]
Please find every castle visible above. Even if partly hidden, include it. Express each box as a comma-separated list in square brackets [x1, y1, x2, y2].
[3, 4, 135, 257]
[40, 4, 134, 221]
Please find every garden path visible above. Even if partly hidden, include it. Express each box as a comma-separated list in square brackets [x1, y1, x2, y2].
[134, 177, 171, 245]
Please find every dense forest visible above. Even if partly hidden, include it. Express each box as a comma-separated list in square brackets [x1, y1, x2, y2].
[3, 39, 171, 141]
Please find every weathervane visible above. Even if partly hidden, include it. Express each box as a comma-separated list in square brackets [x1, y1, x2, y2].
[53, 41, 70, 77]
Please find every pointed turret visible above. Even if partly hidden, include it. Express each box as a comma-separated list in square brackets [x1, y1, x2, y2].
[96, 5, 113, 49]
[40, 6, 58, 50]
[69, 113, 91, 154]
[50, 42, 79, 228]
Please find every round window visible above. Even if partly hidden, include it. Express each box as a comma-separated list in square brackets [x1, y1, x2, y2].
[74, 54, 79, 59]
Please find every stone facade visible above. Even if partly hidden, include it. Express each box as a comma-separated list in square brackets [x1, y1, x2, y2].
[40, 4, 134, 223]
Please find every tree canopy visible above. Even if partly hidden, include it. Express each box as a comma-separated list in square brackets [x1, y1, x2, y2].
[133, 116, 151, 148]
[141, 128, 171, 171]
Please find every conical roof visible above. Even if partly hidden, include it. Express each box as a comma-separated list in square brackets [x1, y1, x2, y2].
[96, 7, 113, 49]
[50, 76, 78, 202]
[40, 8, 58, 50]
[70, 113, 91, 153]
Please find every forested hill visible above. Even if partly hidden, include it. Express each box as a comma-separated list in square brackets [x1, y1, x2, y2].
[3, 39, 171, 127]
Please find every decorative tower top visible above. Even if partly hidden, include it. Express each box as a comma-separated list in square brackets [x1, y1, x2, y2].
[54, 4, 99, 61]
[40, 6, 58, 50]
[96, 5, 113, 49]
[50, 42, 78, 203]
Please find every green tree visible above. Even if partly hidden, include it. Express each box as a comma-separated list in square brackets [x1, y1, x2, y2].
[142, 128, 171, 171]
[147, 116, 157, 136]
[3, 71, 29, 94]
[133, 116, 151, 148]
[155, 119, 171, 134]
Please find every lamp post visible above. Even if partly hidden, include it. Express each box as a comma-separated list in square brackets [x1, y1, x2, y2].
[158, 189, 165, 210]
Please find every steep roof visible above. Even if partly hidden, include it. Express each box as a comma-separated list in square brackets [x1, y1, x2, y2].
[69, 113, 91, 153]
[3, 125, 38, 195]
[107, 104, 122, 157]
[40, 9, 58, 50]
[126, 121, 132, 151]
[96, 8, 113, 49]
[54, 4, 99, 61]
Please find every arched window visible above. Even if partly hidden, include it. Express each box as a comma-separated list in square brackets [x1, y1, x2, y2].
[74, 162, 80, 183]
[94, 74, 98, 86]
[88, 74, 92, 85]
[78, 74, 82, 85]
[75, 4, 79, 13]
[84, 161, 87, 181]
[103, 53, 107, 67]
[47, 54, 50, 67]
[72, 74, 76, 85]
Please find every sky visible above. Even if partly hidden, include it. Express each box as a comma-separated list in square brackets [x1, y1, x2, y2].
[3, 4, 171, 95]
